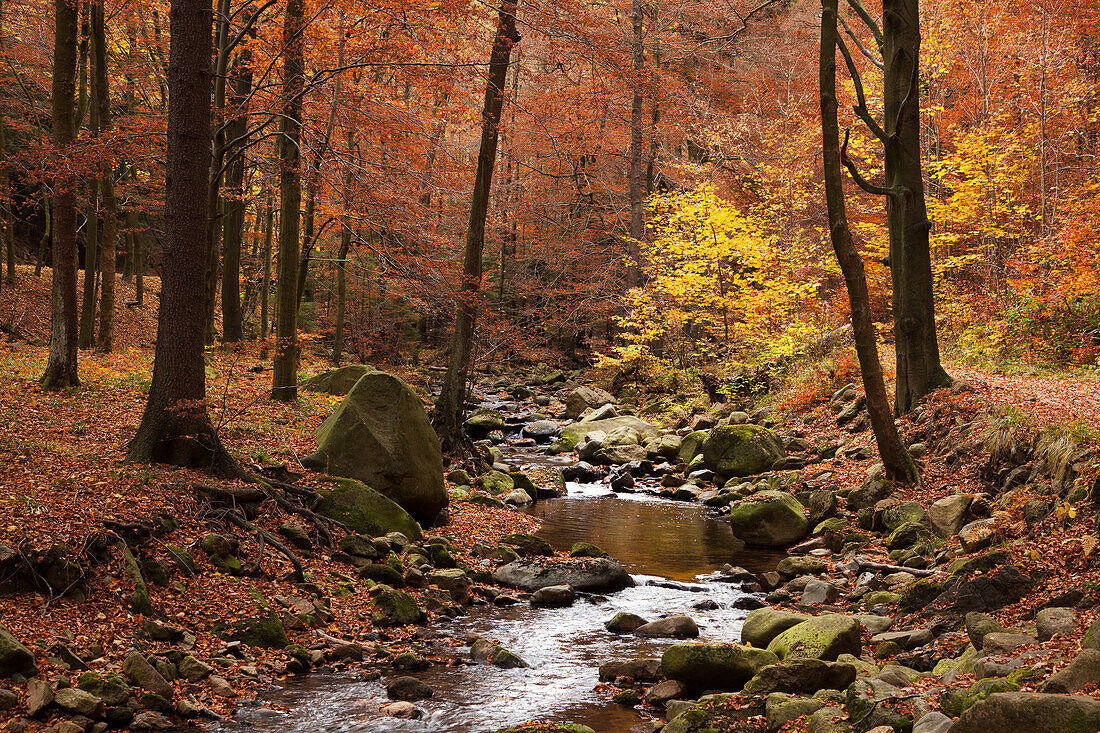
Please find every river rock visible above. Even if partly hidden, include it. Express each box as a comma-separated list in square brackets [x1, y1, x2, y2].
[494, 558, 634, 592]
[950, 692, 1100, 732]
[466, 409, 506, 437]
[634, 615, 699, 638]
[845, 678, 913, 730]
[26, 678, 53, 716]
[495, 725, 596, 733]
[701, 425, 784, 477]
[315, 478, 423, 541]
[912, 711, 952, 733]
[1038, 649, 1100, 693]
[531, 585, 576, 606]
[300, 365, 376, 395]
[385, 676, 433, 701]
[661, 643, 779, 692]
[799, 579, 840, 606]
[500, 533, 554, 557]
[0, 624, 36, 678]
[470, 639, 528, 669]
[741, 608, 810, 648]
[767, 693, 825, 732]
[606, 612, 648, 633]
[301, 371, 446, 523]
[77, 671, 130, 706]
[54, 687, 101, 717]
[982, 632, 1036, 655]
[380, 701, 423, 719]
[728, 491, 808, 546]
[742, 659, 857, 695]
[565, 386, 615, 419]
[959, 518, 1000, 553]
[766, 615, 861, 661]
[523, 420, 560, 442]
[372, 589, 420, 626]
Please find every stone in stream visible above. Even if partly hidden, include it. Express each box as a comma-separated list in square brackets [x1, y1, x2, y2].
[379, 701, 423, 719]
[661, 643, 779, 692]
[742, 658, 857, 695]
[633, 615, 699, 638]
[644, 679, 687, 706]
[493, 558, 634, 592]
[701, 425, 785, 477]
[559, 417, 659, 451]
[530, 585, 576, 606]
[494, 724, 597, 733]
[605, 612, 649, 633]
[727, 491, 809, 547]
[385, 676, 433, 701]
[470, 638, 529, 669]
[301, 371, 446, 523]
[500, 533, 554, 557]
[565, 386, 615, 419]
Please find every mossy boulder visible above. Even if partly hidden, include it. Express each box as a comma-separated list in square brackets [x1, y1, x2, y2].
[949, 692, 1100, 733]
[701, 425, 784, 477]
[478, 470, 515, 495]
[471, 638, 529, 669]
[845, 678, 913, 731]
[214, 614, 290, 649]
[300, 365, 376, 396]
[495, 725, 595, 733]
[741, 608, 810, 648]
[766, 615, 862, 661]
[77, 671, 130, 706]
[501, 533, 554, 557]
[661, 643, 779, 692]
[559, 416, 659, 450]
[0, 624, 36, 678]
[315, 478, 422, 541]
[466, 409, 505, 437]
[301, 371, 447, 523]
[727, 491, 809, 546]
[372, 589, 420, 626]
[569, 542, 609, 558]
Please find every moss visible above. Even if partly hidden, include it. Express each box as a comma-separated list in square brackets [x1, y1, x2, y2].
[701, 424, 784, 477]
[372, 589, 419, 626]
[316, 477, 423, 540]
[214, 613, 290, 649]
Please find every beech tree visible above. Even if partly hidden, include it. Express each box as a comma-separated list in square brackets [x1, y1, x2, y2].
[40, 0, 79, 390]
[433, 0, 521, 454]
[127, 0, 235, 471]
[820, 0, 918, 484]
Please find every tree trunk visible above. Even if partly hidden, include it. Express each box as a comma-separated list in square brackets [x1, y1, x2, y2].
[78, 178, 99, 349]
[432, 0, 520, 455]
[127, 0, 235, 472]
[260, 194, 272, 339]
[882, 0, 950, 414]
[204, 0, 231, 346]
[332, 223, 351, 365]
[93, 0, 116, 353]
[41, 0, 80, 390]
[820, 0, 917, 485]
[0, 0, 11, 290]
[626, 0, 644, 287]
[221, 49, 253, 343]
[271, 0, 305, 402]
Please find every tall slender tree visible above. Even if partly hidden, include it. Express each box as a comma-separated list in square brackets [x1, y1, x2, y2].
[41, 0, 80, 390]
[626, 0, 645, 288]
[433, 0, 521, 454]
[92, 0, 117, 353]
[127, 0, 235, 471]
[820, 0, 918, 484]
[271, 0, 305, 402]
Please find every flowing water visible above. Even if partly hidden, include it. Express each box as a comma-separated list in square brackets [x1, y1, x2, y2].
[228, 394, 782, 732]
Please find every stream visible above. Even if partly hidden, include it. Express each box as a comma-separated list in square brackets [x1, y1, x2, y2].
[227, 398, 784, 732]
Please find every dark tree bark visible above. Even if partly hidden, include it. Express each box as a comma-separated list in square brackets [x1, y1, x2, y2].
[41, 0, 80, 390]
[820, 0, 918, 485]
[881, 0, 951, 413]
[271, 0, 305, 402]
[260, 194, 272, 339]
[221, 48, 253, 343]
[127, 0, 235, 472]
[432, 0, 520, 454]
[332, 223, 351, 366]
[625, 0, 645, 287]
[92, 0, 116, 353]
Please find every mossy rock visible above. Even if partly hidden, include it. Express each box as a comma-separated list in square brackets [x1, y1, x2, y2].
[569, 542, 609, 558]
[358, 563, 405, 586]
[501, 533, 554, 557]
[701, 424, 784, 477]
[766, 615, 862, 662]
[214, 614, 290, 649]
[300, 365, 377, 396]
[77, 671, 130, 706]
[727, 491, 808, 546]
[372, 589, 420, 626]
[315, 478, 422, 541]
[466, 409, 506, 436]
[661, 643, 779, 692]
[494, 725, 596, 733]
[678, 430, 708, 465]
[941, 668, 1039, 717]
[478, 470, 515, 495]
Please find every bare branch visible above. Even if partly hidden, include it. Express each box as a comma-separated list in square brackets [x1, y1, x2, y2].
[836, 35, 887, 142]
[838, 13, 883, 68]
[841, 129, 894, 197]
[844, 0, 883, 47]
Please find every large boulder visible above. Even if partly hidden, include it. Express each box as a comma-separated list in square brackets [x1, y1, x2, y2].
[300, 365, 376, 396]
[741, 608, 810, 648]
[949, 692, 1100, 733]
[661, 643, 779, 692]
[0, 624, 36, 678]
[302, 371, 446, 523]
[315, 478, 422, 541]
[927, 494, 974, 538]
[565, 386, 615, 420]
[559, 416, 659, 450]
[701, 425, 784, 477]
[727, 491, 808, 546]
[494, 557, 634, 592]
[766, 615, 862, 661]
[742, 659, 857, 695]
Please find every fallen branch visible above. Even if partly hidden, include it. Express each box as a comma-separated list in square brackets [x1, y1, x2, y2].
[214, 509, 305, 583]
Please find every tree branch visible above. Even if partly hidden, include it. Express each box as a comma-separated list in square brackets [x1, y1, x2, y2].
[841, 129, 894, 197]
[838, 13, 883, 68]
[844, 0, 883, 47]
[836, 35, 887, 142]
